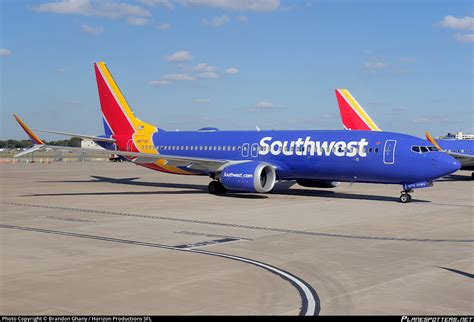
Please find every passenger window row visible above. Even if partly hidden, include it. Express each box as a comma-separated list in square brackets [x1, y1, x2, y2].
[447, 149, 472, 153]
[151, 144, 381, 155]
[156, 145, 240, 152]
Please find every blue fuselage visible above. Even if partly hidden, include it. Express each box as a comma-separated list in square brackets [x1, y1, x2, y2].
[145, 130, 460, 185]
[438, 139, 474, 156]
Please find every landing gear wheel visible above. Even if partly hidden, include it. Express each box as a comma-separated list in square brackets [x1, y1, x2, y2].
[400, 193, 412, 203]
[471, 172, 474, 180]
[208, 181, 227, 195]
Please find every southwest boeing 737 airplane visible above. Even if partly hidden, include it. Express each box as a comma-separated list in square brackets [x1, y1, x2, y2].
[335, 88, 474, 179]
[13, 63, 461, 203]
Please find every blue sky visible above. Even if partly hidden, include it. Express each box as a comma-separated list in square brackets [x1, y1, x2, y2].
[1, 0, 473, 140]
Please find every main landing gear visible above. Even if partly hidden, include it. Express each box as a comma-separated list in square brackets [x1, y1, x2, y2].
[208, 180, 227, 195]
[399, 190, 412, 203]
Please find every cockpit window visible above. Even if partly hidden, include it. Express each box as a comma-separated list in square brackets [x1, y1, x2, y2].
[411, 145, 438, 153]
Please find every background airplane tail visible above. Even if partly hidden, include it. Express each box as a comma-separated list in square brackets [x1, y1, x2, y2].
[335, 89, 381, 131]
[94, 62, 156, 139]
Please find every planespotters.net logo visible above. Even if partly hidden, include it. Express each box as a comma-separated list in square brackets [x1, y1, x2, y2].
[401, 317, 474, 322]
[258, 136, 369, 157]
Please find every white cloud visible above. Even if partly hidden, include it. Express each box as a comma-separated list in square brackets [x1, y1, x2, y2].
[177, 0, 280, 11]
[189, 63, 217, 72]
[157, 23, 171, 30]
[163, 73, 197, 81]
[413, 117, 434, 124]
[0, 48, 12, 56]
[202, 15, 230, 28]
[166, 50, 193, 62]
[255, 101, 274, 109]
[454, 33, 474, 43]
[193, 98, 210, 104]
[138, 0, 174, 8]
[150, 80, 172, 86]
[225, 67, 238, 74]
[31, 0, 150, 19]
[249, 101, 281, 111]
[364, 62, 386, 70]
[127, 17, 148, 26]
[81, 24, 103, 35]
[199, 71, 219, 78]
[439, 15, 474, 30]
[238, 15, 248, 23]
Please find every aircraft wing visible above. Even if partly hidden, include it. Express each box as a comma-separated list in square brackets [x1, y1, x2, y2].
[33, 129, 115, 143]
[16, 144, 248, 172]
[14, 114, 115, 143]
[13, 113, 262, 173]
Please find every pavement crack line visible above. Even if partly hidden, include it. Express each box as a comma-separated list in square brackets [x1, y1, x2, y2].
[0, 223, 320, 316]
[2, 201, 473, 243]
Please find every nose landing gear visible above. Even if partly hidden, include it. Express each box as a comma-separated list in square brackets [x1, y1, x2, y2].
[399, 191, 412, 203]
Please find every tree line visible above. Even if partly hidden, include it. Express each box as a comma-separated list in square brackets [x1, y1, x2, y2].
[0, 137, 82, 149]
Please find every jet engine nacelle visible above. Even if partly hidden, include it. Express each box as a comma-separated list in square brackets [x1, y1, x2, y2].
[296, 179, 340, 188]
[220, 162, 276, 193]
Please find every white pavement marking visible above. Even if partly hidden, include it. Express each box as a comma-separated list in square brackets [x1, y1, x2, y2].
[0, 223, 320, 315]
[191, 249, 319, 315]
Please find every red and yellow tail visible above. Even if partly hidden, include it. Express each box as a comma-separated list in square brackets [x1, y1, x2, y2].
[94, 62, 157, 152]
[335, 89, 381, 131]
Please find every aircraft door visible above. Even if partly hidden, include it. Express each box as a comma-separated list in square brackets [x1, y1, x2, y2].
[383, 140, 397, 164]
[241, 143, 249, 157]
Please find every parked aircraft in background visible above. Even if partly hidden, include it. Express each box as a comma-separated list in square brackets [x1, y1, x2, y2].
[335, 89, 474, 179]
[13, 63, 461, 203]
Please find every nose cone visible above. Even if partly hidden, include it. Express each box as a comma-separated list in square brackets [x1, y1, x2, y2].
[436, 153, 461, 178]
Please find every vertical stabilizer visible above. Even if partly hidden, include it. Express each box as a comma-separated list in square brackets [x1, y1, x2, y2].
[335, 89, 381, 131]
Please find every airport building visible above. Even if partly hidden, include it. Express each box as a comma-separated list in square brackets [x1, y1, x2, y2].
[81, 139, 104, 149]
[441, 132, 474, 140]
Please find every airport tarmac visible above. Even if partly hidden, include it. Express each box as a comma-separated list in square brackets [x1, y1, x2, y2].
[1, 161, 473, 315]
